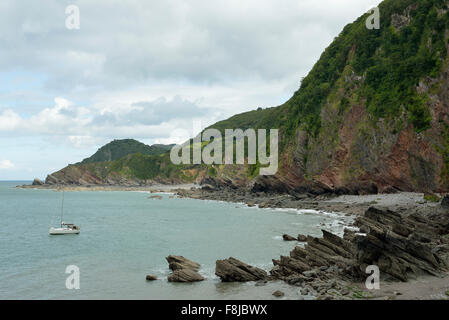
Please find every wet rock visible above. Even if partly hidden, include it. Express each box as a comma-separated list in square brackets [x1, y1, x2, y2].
[167, 269, 205, 282]
[272, 290, 284, 297]
[216, 257, 267, 282]
[148, 195, 163, 200]
[145, 274, 158, 281]
[297, 234, 307, 242]
[282, 234, 297, 241]
[166, 255, 200, 272]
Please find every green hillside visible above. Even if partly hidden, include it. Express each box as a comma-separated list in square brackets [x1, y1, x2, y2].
[80, 139, 174, 164]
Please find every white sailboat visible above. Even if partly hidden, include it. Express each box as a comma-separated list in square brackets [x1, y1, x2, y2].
[49, 189, 80, 235]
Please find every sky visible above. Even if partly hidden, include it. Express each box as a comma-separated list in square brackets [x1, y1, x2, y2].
[0, 0, 382, 180]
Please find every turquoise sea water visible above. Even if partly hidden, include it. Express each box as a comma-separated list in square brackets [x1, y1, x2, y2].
[0, 181, 351, 300]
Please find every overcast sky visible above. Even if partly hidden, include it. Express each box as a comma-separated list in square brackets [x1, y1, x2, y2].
[0, 0, 382, 180]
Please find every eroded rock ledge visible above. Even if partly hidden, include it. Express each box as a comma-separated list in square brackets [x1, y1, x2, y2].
[215, 257, 267, 282]
[269, 204, 449, 299]
[166, 255, 204, 282]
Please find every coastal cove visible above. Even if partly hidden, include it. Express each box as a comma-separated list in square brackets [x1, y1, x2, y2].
[0, 181, 353, 300]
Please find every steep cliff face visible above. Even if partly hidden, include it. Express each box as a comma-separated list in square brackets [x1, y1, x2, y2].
[45, 0, 449, 194]
[233, 0, 449, 194]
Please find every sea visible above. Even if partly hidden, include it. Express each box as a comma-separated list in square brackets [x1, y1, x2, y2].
[0, 181, 353, 300]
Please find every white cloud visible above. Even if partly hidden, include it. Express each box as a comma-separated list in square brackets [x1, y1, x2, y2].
[0, 96, 221, 147]
[0, 109, 21, 131]
[0, 159, 14, 169]
[0, 0, 384, 178]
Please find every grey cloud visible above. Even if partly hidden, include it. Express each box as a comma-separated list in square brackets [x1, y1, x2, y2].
[0, 0, 383, 95]
[92, 96, 213, 126]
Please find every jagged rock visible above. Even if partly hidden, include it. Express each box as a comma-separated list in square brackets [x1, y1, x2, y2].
[32, 178, 44, 186]
[282, 234, 296, 241]
[216, 257, 267, 282]
[355, 206, 447, 281]
[145, 274, 158, 281]
[297, 234, 307, 242]
[271, 205, 449, 288]
[167, 269, 204, 282]
[166, 255, 200, 272]
[45, 174, 60, 185]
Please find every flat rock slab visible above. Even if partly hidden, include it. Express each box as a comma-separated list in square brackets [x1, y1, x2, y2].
[216, 257, 267, 282]
[167, 269, 205, 282]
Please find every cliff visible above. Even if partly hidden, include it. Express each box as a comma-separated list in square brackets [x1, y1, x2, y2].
[44, 0, 449, 194]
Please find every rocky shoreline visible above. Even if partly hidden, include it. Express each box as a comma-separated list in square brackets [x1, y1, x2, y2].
[20, 181, 449, 299]
[172, 186, 449, 300]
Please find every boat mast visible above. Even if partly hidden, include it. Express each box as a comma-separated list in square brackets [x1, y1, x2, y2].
[60, 189, 65, 226]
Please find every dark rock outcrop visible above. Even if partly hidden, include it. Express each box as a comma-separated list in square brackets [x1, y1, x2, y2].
[166, 255, 201, 272]
[271, 206, 449, 286]
[272, 290, 284, 297]
[354, 206, 449, 281]
[215, 257, 267, 282]
[145, 274, 158, 281]
[32, 178, 44, 186]
[165, 255, 204, 282]
[282, 234, 296, 241]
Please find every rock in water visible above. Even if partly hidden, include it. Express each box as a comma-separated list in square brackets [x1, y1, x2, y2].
[282, 234, 296, 241]
[272, 290, 284, 297]
[167, 269, 205, 282]
[441, 195, 449, 209]
[145, 275, 158, 281]
[32, 178, 44, 186]
[166, 255, 201, 272]
[215, 257, 267, 282]
[297, 234, 307, 242]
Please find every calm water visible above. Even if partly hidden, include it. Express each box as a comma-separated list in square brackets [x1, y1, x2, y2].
[0, 181, 351, 300]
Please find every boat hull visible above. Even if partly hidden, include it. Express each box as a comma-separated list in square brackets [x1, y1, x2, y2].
[49, 227, 80, 235]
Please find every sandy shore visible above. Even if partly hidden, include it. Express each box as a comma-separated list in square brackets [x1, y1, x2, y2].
[352, 274, 449, 300]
